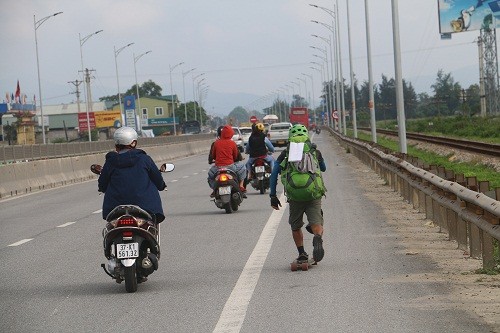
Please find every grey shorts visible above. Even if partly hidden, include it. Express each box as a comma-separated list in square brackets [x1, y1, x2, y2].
[288, 199, 323, 231]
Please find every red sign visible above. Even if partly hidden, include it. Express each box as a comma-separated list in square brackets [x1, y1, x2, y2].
[250, 115, 258, 123]
[78, 112, 96, 131]
[332, 111, 339, 120]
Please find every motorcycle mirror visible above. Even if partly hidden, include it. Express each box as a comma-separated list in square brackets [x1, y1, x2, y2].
[160, 163, 175, 173]
[90, 164, 102, 175]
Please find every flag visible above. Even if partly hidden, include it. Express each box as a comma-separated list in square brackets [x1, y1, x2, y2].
[11, 93, 14, 102]
[5, 92, 10, 103]
[15, 80, 20, 103]
[22, 94, 26, 104]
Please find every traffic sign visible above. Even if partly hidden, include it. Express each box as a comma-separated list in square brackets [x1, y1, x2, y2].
[332, 110, 339, 120]
[250, 115, 258, 123]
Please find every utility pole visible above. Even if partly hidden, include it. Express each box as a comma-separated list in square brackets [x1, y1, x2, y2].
[79, 68, 96, 141]
[478, 34, 488, 117]
[68, 79, 83, 114]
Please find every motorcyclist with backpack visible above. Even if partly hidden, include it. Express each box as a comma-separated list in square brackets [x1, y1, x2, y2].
[269, 124, 327, 264]
[244, 122, 275, 186]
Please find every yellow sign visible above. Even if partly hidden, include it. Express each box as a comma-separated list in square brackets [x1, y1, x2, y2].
[94, 111, 122, 128]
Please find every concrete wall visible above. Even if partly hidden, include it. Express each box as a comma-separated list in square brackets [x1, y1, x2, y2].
[0, 139, 212, 199]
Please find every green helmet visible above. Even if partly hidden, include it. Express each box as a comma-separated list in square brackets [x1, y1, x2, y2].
[289, 124, 308, 142]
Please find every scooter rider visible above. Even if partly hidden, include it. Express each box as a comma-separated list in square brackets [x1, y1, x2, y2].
[244, 122, 275, 183]
[207, 125, 247, 197]
[98, 126, 167, 223]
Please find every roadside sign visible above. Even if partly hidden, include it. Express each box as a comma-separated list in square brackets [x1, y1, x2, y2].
[250, 115, 258, 123]
[332, 110, 339, 120]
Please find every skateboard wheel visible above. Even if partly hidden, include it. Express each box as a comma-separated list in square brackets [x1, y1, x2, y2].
[301, 262, 308, 271]
[291, 262, 298, 271]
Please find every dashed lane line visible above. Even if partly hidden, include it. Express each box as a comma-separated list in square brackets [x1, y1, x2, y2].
[8, 239, 34, 247]
[57, 222, 76, 228]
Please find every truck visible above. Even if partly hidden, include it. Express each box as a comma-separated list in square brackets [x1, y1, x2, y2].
[289, 107, 309, 129]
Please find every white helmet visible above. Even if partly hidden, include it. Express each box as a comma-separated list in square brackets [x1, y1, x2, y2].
[114, 126, 138, 146]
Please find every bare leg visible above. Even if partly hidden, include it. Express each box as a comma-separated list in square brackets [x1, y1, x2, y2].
[292, 229, 304, 248]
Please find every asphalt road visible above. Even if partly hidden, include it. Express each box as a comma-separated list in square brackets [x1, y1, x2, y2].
[0, 133, 492, 333]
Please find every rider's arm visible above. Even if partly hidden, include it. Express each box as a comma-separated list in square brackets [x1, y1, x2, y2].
[244, 141, 250, 154]
[97, 151, 116, 192]
[316, 150, 326, 172]
[264, 137, 275, 153]
[269, 150, 287, 196]
[146, 155, 167, 191]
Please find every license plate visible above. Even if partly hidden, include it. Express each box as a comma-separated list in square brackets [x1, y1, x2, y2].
[116, 243, 139, 259]
[255, 166, 265, 173]
[219, 186, 231, 195]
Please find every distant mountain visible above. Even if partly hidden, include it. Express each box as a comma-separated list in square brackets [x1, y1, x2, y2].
[205, 90, 260, 116]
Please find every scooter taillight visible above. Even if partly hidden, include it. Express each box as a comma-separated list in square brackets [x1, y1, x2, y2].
[122, 231, 133, 237]
[255, 159, 265, 166]
[217, 174, 233, 182]
[117, 216, 137, 227]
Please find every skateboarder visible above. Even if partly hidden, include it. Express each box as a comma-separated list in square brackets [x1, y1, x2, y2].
[269, 124, 327, 265]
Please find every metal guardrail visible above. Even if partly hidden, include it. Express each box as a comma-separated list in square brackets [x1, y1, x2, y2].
[0, 134, 214, 164]
[329, 128, 500, 269]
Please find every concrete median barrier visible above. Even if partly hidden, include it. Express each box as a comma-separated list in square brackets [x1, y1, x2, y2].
[0, 139, 212, 199]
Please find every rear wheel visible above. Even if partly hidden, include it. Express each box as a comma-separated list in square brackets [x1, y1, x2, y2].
[124, 263, 138, 293]
[231, 198, 239, 211]
[259, 180, 265, 194]
[224, 202, 233, 214]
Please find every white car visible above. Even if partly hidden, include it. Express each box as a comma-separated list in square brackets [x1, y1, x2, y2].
[231, 127, 244, 152]
[267, 122, 292, 147]
[239, 126, 252, 146]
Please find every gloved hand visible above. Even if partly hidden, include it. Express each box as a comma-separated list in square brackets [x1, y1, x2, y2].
[270, 195, 281, 210]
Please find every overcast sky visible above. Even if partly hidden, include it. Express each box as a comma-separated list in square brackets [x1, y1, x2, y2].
[0, 0, 485, 116]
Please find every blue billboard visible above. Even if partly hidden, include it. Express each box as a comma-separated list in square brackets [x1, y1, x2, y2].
[438, 0, 500, 34]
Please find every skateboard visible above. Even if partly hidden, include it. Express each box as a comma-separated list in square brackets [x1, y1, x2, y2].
[290, 258, 317, 271]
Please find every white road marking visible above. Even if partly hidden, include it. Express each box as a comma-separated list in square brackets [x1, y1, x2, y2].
[57, 222, 76, 228]
[171, 180, 178, 182]
[213, 192, 287, 333]
[92, 209, 102, 214]
[8, 239, 34, 247]
[193, 172, 199, 175]
[182, 176, 189, 179]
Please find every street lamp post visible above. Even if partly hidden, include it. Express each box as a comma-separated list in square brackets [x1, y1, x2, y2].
[114, 42, 134, 124]
[192, 73, 205, 121]
[80, 29, 103, 142]
[182, 68, 196, 123]
[302, 73, 316, 124]
[169, 62, 184, 135]
[34, 11, 63, 144]
[296, 77, 308, 108]
[134, 50, 152, 132]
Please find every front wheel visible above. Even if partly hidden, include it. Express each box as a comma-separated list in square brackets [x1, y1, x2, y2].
[259, 180, 266, 194]
[124, 263, 138, 293]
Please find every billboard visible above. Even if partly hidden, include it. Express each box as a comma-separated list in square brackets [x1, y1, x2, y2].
[78, 111, 122, 131]
[438, 0, 500, 34]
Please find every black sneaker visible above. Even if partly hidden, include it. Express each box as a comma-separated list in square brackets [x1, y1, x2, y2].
[296, 252, 309, 263]
[313, 234, 324, 262]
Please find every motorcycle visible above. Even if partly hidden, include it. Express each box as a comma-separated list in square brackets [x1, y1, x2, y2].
[249, 156, 272, 194]
[315, 127, 321, 134]
[90, 162, 174, 293]
[213, 167, 244, 214]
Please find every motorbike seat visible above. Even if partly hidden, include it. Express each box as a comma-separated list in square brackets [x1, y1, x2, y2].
[106, 205, 153, 222]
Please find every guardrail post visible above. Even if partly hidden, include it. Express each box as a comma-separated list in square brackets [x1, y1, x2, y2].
[469, 223, 482, 259]
[482, 231, 495, 269]
[448, 209, 458, 241]
[456, 215, 469, 251]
